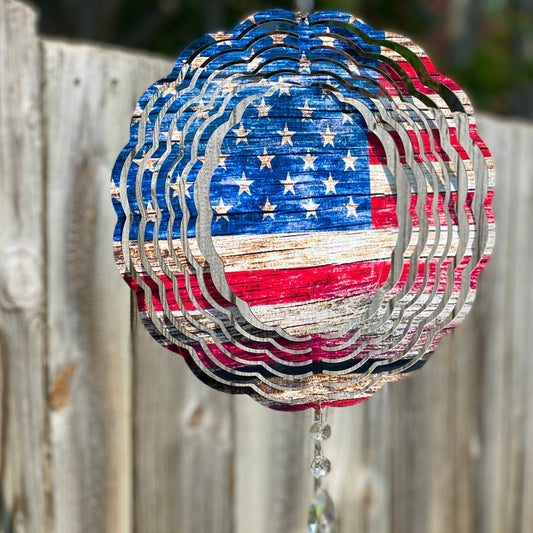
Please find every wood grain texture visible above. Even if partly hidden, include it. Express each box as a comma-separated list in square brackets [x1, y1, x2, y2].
[472, 116, 533, 533]
[230, 115, 533, 533]
[0, 1, 47, 532]
[233, 400, 311, 533]
[41, 40, 171, 533]
[1, 1, 533, 531]
[110, 13, 495, 409]
[133, 319, 235, 533]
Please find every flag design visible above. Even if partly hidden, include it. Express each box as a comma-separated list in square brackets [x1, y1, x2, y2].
[112, 10, 495, 410]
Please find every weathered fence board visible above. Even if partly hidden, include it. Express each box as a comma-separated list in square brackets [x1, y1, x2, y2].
[0, 2, 47, 532]
[473, 117, 533, 533]
[1, 1, 533, 532]
[233, 399, 312, 533]
[41, 40, 172, 533]
[133, 319, 235, 533]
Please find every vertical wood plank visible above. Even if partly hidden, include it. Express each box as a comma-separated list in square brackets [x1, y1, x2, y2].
[329, 390, 391, 533]
[473, 116, 528, 533]
[511, 123, 533, 533]
[231, 113, 533, 533]
[3, 6, 533, 531]
[132, 324, 235, 533]
[0, 1, 47, 532]
[42, 40, 171, 533]
[503, 121, 533, 533]
[474, 117, 533, 533]
[233, 399, 311, 533]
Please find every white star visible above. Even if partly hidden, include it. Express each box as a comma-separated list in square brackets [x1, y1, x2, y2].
[300, 150, 317, 171]
[300, 52, 311, 73]
[260, 197, 277, 220]
[170, 180, 193, 198]
[220, 80, 237, 95]
[320, 125, 336, 147]
[254, 98, 271, 118]
[321, 76, 335, 99]
[277, 81, 291, 96]
[342, 150, 358, 171]
[302, 198, 319, 219]
[322, 173, 339, 194]
[280, 172, 297, 195]
[146, 158, 159, 171]
[348, 63, 360, 75]
[169, 126, 181, 143]
[233, 122, 251, 144]
[344, 196, 359, 217]
[298, 100, 314, 120]
[342, 112, 354, 124]
[242, 48, 253, 62]
[213, 198, 231, 221]
[190, 55, 208, 70]
[198, 153, 228, 169]
[218, 153, 228, 170]
[191, 100, 207, 116]
[110, 183, 120, 198]
[277, 123, 296, 146]
[271, 33, 288, 45]
[257, 148, 275, 170]
[319, 33, 336, 47]
[210, 32, 232, 45]
[247, 54, 263, 72]
[296, 12, 309, 25]
[146, 200, 157, 222]
[170, 183, 180, 198]
[235, 172, 253, 195]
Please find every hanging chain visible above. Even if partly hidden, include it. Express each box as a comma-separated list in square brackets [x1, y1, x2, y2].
[307, 407, 338, 533]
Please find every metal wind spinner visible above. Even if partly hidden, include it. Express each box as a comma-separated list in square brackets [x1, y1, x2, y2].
[111, 9, 494, 530]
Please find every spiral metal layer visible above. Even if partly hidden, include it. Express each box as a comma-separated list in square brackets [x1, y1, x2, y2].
[111, 10, 495, 410]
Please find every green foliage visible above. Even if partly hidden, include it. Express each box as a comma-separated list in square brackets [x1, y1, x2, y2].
[35, 0, 533, 118]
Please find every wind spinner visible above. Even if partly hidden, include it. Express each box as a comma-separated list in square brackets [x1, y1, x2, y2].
[111, 9, 494, 531]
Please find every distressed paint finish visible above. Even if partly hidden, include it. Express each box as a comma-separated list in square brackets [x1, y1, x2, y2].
[112, 10, 494, 409]
[2, 1, 533, 532]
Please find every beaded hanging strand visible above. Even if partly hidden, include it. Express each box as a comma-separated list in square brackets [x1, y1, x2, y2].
[307, 407, 337, 532]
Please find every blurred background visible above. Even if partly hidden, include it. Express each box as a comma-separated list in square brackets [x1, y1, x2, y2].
[2, 1, 533, 532]
[33, 0, 533, 119]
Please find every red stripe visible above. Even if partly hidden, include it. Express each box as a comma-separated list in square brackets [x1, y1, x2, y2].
[266, 398, 368, 411]
[468, 125, 492, 158]
[165, 326, 436, 369]
[372, 67, 492, 164]
[371, 190, 495, 229]
[368, 128, 491, 165]
[126, 254, 490, 314]
[379, 60, 458, 97]
[166, 334, 412, 367]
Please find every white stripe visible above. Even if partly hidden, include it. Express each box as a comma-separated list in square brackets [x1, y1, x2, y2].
[369, 161, 481, 195]
[122, 223, 494, 274]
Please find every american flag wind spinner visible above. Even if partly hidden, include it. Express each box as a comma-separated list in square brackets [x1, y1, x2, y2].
[111, 9, 495, 531]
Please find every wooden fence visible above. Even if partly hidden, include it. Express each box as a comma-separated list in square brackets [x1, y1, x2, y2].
[1, 0, 533, 532]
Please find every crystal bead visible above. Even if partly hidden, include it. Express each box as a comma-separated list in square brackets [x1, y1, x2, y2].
[310, 455, 331, 478]
[307, 487, 338, 533]
[309, 421, 331, 442]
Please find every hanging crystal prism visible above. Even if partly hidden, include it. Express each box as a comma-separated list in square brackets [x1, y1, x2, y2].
[307, 408, 338, 533]
[308, 487, 337, 533]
